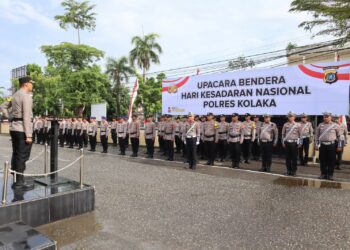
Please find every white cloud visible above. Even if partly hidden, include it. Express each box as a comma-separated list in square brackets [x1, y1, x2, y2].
[0, 0, 56, 29]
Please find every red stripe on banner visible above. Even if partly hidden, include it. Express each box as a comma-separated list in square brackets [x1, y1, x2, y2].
[298, 65, 324, 79]
[163, 77, 182, 83]
[162, 76, 190, 92]
[310, 63, 350, 69]
[299, 65, 350, 80]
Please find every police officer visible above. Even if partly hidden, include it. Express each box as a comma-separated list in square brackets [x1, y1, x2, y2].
[252, 115, 263, 160]
[129, 114, 140, 157]
[282, 112, 302, 176]
[43, 118, 51, 146]
[180, 116, 187, 157]
[298, 113, 314, 166]
[35, 117, 43, 144]
[111, 118, 118, 147]
[117, 117, 128, 155]
[174, 117, 182, 153]
[227, 113, 243, 168]
[67, 118, 74, 148]
[217, 114, 228, 162]
[82, 118, 89, 147]
[71, 118, 77, 148]
[76, 117, 84, 149]
[59, 118, 66, 147]
[182, 112, 200, 169]
[333, 114, 348, 170]
[10, 76, 35, 190]
[257, 114, 278, 172]
[157, 115, 166, 154]
[100, 116, 109, 153]
[242, 113, 256, 164]
[203, 112, 218, 165]
[198, 115, 206, 159]
[88, 117, 98, 152]
[145, 115, 156, 158]
[163, 115, 176, 161]
[315, 112, 341, 180]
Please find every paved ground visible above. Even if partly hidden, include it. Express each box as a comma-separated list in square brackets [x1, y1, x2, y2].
[1, 135, 350, 249]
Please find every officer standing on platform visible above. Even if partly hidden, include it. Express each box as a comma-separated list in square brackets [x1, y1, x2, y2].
[10, 76, 35, 190]
[203, 112, 218, 166]
[217, 114, 228, 162]
[257, 114, 278, 172]
[129, 114, 140, 157]
[282, 112, 302, 176]
[117, 117, 127, 155]
[242, 113, 255, 164]
[315, 112, 341, 180]
[252, 115, 263, 160]
[227, 113, 244, 168]
[88, 117, 98, 152]
[333, 114, 348, 170]
[111, 118, 118, 147]
[298, 113, 314, 166]
[145, 115, 156, 158]
[164, 115, 176, 161]
[100, 116, 109, 153]
[182, 112, 200, 169]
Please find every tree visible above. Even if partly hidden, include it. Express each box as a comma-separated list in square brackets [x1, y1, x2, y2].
[290, 0, 350, 43]
[228, 56, 255, 70]
[0, 87, 5, 104]
[39, 43, 110, 117]
[105, 57, 134, 116]
[286, 42, 298, 54]
[129, 33, 163, 84]
[135, 73, 165, 116]
[54, 0, 96, 44]
[41, 42, 104, 72]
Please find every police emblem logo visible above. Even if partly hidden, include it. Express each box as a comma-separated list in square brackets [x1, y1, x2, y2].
[167, 85, 178, 94]
[323, 68, 338, 84]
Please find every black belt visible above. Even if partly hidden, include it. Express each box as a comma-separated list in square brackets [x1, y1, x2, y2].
[205, 135, 215, 138]
[229, 134, 240, 138]
[219, 132, 227, 134]
[130, 132, 136, 135]
[165, 133, 173, 135]
[12, 118, 33, 122]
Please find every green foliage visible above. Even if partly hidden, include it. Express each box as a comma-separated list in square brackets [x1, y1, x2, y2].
[129, 33, 163, 82]
[0, 87, 5, 103]
[135, 73, 165, 116]
[55, 0, 96, 44]
[290, 0, 350, 43]
[286, 42, 298, 52]
[41, 43, 104, 72]
[228, 56, 255, 70]
[105, 56, 134, 115]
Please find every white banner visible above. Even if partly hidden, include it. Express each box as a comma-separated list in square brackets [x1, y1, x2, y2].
[162, 61, 350, 115]
[91, 103, 107, 121]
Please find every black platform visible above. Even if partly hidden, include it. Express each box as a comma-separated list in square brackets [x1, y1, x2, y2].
[0, 221, 56, 249]
[0, 174, 95, 227]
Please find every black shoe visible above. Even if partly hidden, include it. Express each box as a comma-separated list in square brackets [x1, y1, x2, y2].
[231, 163, 235, 168]
[266, 167, 271, 173]
[335, 166, 341, 170]
[220, 159, 224, 162]
[192, 165, 196, 170]
[244, 160, 250, 164]
[286, 171, 291, 176]
[328, 175, 334, 181]
[206, 161, 211, 165]
[291, 172, 297, 177]
[319, 175, 326, 179]
[101, 151, 107, 153]
[259, 167, 266, 172]
[236, 164, 240, 169]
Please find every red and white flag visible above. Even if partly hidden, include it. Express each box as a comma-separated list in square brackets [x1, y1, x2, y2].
[339, 115, 347, 127]
[128, 78, 139, 123]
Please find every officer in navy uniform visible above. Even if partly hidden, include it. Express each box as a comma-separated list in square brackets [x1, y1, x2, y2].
[315, 112, 341, 180]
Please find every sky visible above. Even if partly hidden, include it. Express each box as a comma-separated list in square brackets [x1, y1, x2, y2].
[0, 0, 331, 94]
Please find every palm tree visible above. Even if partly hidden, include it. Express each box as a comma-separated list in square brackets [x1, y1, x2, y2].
[54, 0, 96, 44]
[106, 57, 134, 115]
[129, 33, 162, 84]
